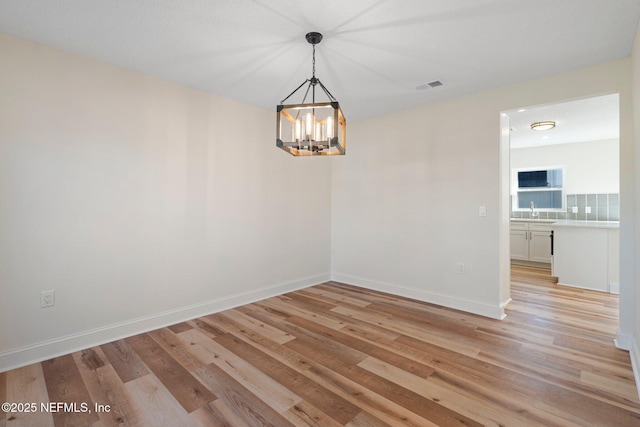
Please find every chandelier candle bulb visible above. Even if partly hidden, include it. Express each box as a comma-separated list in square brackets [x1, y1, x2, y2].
[326, 115, 334, 139]
[305, 112, 314, 140]
[315, 121, 324, 142]
[293, 119, 302, 142]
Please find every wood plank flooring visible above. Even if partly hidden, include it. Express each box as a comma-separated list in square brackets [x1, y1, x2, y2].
[2, 265, 639, 426]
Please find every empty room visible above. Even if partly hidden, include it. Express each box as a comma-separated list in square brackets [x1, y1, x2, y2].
[1, 1, 640, 426]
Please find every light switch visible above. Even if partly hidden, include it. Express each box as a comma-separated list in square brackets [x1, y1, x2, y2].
[479, 205, 486, 217]
[585, 206, 591, 213]
[571, 206, 578, 213]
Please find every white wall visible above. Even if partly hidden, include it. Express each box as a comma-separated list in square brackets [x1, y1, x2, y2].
[332, 101, 506, 318]
[630, 14, 640, 397]
[511, 139, 620, 194]
[332, 59, 633, 323]
[0, 34, 332, 371]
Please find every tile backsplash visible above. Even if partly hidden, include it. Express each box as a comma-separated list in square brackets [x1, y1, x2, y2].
[511, 193, 619, 221]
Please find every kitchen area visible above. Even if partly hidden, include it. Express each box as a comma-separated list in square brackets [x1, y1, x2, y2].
[508, 94, 620, 293]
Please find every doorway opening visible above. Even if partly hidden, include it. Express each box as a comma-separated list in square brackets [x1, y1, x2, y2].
[502, 93, 620, 298]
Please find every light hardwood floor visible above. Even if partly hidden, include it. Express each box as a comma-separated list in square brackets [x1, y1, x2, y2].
[1, 266, 639, 426]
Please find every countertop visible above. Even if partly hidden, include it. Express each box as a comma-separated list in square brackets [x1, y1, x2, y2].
[551, 220, 619, 229]
[510, 218, 620, 229]
[509, 218, 556, 223]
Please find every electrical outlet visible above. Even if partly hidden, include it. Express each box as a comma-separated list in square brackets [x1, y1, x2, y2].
[457, 262, 465, 274]
[478, 205, 487, 217]
[585, 206, 591, 214]
[571, 206, 578, 213]
[41, 290, 55, 308]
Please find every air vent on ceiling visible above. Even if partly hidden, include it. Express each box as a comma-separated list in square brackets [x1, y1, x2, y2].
[415, 80, 443, 90]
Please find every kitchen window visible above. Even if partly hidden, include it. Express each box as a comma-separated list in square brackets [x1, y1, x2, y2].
[512, 166, 565, 211]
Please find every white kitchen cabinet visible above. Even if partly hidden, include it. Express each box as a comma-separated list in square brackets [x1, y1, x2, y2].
[510, 221, 553, 265]
[530, 227, 553, 263]
[509, 223, 529, 261]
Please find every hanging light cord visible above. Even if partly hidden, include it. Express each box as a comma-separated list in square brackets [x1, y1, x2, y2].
[312, 44, 316, 79]
[311, 44, 316, 103]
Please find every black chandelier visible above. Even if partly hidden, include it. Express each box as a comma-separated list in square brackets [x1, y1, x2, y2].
[276, 32, 346, 156]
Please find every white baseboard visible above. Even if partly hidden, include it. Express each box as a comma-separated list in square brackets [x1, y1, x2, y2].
[614, 329, 640, 401]
[609, 281, 620, 294]
[556, 281, 609, 293]
[0, 274, 329, 373]
[499, 298, 513, 320]
[510, 260, 551, 269]
[331, 273, 507, 320]
[615, 329, 635, 351]
[630, 338, 640, 402]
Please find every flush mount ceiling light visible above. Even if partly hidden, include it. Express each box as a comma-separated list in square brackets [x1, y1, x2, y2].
[530, 121, 556, 131]
[276, 32, 346, 156]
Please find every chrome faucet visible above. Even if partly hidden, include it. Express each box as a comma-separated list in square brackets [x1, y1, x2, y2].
[530, 201, 538, 218]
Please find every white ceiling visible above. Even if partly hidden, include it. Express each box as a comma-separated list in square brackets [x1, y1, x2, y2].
[0, 1, 639, 122]
[507, 94, 620, 149]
